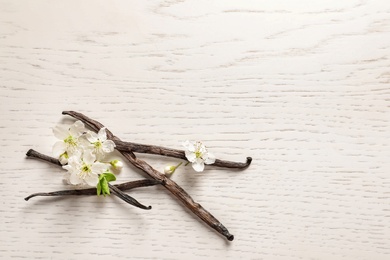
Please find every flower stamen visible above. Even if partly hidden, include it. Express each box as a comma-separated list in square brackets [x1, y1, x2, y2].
[94, 141, 102, 149]
[64, 135, 77, 147]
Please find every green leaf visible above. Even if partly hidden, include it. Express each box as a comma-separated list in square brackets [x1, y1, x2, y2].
[96, 172, 116, 197]
[96, 182, 102, 196]
[101, 178, 110, 196]
[101, 172, 116, 182]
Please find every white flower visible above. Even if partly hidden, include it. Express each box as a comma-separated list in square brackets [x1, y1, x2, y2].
[52, 120, 85, 164]
[85, 127, 116, 158]
[62, 150, 108, 187]
[182, 140, 216, 172]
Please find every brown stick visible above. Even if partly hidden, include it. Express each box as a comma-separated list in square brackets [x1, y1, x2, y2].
[115, 140, 252, 169]
[24, 179, 161, 201]
[26, 149, 62, 166]
[63, 110, 236, 241]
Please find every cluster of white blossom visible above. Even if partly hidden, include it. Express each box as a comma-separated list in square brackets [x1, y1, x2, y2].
[52, 121, 122, 189]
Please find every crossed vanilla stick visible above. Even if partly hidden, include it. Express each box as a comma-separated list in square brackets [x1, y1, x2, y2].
[25, 111, 252, 241]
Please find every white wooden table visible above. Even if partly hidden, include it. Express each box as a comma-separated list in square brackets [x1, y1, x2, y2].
[1, 1, 389, 259]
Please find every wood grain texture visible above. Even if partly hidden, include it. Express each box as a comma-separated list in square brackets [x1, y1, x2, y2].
[1, 0, 389, 259]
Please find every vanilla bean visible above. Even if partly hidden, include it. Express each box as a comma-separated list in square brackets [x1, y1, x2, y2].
[63, 110, 237, 241]
[120, 151, 234, 241]
[24, 179, 160, 201]
[115, 140, 252, 169]
[108, 183, 151, 210]
[26, 149, 62, 166]
[25, 149, 160, 209]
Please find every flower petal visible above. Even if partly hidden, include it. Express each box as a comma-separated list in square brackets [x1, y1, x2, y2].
[192, 160, 205, 172]
[58, 154, 68, 165]
[86, 131, 98, 143]
[98, 127, 107, 142]
[102, 140, 115, 153]
[52, 141, 66, 157]
[69, 121, 85, 137]
[185, 150, 196, 162]
[70, 172, 83, 185]
[182, 140, 195, 152]
[78, 135, 93, 149]
[91, 162, 108, 175]
[204, 152, 216, 164]
[83, 151, 96, 165]
[62, 164, 73, 173]
[85, 174, 99, 187]
[197, 142, 206, 154]
[111, 160, 123, 170]
[53, 125, 68, 140]
[67, 150, 82, 165]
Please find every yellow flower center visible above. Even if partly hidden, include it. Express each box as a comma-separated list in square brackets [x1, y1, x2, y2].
[195, 150, 202, 158]
[94, 141, 102, 149]
[80, 164, 91, 178]
[64, 135, 77, 146]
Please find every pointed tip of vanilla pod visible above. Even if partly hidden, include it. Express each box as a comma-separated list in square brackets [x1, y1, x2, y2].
[227, 234, 234, 241]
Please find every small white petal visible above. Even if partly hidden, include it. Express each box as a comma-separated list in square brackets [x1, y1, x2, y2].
[197, 143, 207, 154]
[192, 160, 205, 172]
[86, 131, 98, 143]
[58, 154, 68, 165]
[85, 174, 99, 187]
[91, 162, 108, 175]
[52, 141, 66, 157]
[182, 140, 195, 152]
[94, 151, 106, 161]
[185, 150, 196, 162]
[70, 172, 83, 185]
[69, 121, 85, 137]
[62, 164, 73, 173]
[82, 151, 95, 165]
[204, 152, 216, 164]
[164, 165, 175, 175]
[102, 140, 115, 153]
[73, 120, 84, 128]
[67, 150, 82, 164]
[98, 127, 107, 142]
[77, 136, 93, 149]
[66, 156, 77, 166]
[53, 125, 68, 140]
[115, 161, 123, 169]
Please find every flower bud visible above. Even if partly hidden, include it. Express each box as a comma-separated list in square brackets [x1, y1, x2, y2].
[59, 152, 69, 165]
[163, 162, 182, 175]
[164, 165, 176, 175]
[110, 160, 123, 170]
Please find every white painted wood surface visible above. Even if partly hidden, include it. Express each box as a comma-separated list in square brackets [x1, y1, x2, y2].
[1, 0, 389, 259]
